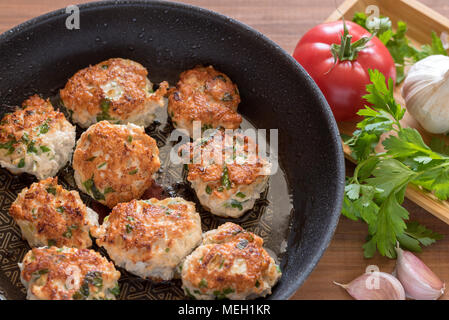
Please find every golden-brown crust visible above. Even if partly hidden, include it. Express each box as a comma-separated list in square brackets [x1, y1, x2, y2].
[60, 58, 168, 121]
[202, 222, 263, 246]
[21, 247, 119, 300]
[0, 95, 67, 146]
[73, 121, 160, 208]
[184, 223, 272, 294]
[167, 65, 242, 129]
[94, 198, 199, 262]
[9, 177, 94, 248]
[183, 130, 264, 188]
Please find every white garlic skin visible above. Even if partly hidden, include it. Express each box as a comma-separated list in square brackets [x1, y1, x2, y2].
[396, 247, 445, 300]
[335, 271, 405, 300]
[402, 55, 449, 134]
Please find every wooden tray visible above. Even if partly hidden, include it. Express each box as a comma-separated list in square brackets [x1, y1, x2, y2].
[326, 0, 449, 225]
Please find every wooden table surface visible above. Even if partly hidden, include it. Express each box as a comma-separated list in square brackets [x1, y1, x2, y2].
[1, 0, 449, 300]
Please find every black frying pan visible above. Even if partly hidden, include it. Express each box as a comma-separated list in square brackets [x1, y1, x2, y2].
[0, 0, 344, 300]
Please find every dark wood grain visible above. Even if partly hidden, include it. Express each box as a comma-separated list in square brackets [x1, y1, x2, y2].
[1, 0, 449, 300]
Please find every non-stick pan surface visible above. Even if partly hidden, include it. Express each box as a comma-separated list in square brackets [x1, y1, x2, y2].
[0, 0, 344, 300]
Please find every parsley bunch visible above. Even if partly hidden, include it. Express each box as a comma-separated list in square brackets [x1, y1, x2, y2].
[352, 12, 448, 83]
[343, 69, 443, 259]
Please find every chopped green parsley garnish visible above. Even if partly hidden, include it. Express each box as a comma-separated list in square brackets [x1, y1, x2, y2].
[17, 158, 25, 168]
[62, 225, 78, 238]
[21, 133, 29, 144]
[27, 140, 38, 153]
[73, 271, 103, 300]
[46, 186, 56, 195]
[229, 199, 243, 211]
[96, 99, 113, 122]
[205, 185, 212, 194]
[213, 287, 234, 300]
[82, 176, 105, 201]
[108, 284, 120, 297]
[33, 269, 49, 276]
[39, 121, 50, 134]
[221, 165, 231, 189]
[199, 279, 208, 288]
[40, 145, 51, 153]
[104, 186, 114, 195]
[98, 162, 107, 169]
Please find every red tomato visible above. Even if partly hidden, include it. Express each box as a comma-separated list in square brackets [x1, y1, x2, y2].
[293, 21, 396, 121]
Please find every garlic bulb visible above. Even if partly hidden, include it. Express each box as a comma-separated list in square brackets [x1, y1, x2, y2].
[395, 247, 445, 300]
[334, 271, 405, 300]
[402, 55, 449, 134]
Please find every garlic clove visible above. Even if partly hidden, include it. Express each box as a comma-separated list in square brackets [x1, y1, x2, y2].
[395, 247, 445, 300]
[334, 271, 405, 300]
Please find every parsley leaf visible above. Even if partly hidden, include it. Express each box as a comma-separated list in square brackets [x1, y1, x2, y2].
[412, 165, 449, 200]
[363, 70, 404, 121]
[343, 70, 443, 258]
[413, 31, 448, 61]
[370, 181, 410, 258]
[382, 128, 444, 160]
[365, 159, 415, 201]
[345, 70, 403, 161]
[429, 137, 449, 156]
[353, 13, 447, 84]
[404, 221, 443, 248]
